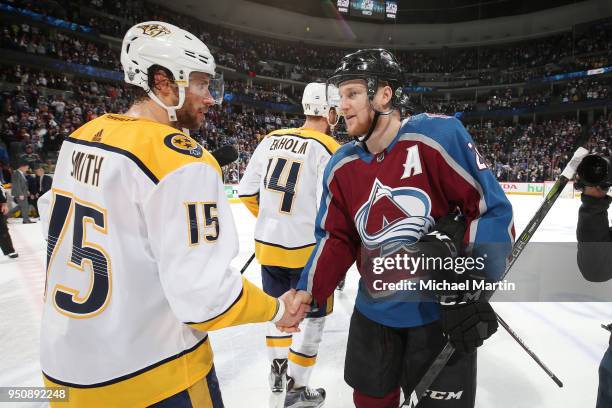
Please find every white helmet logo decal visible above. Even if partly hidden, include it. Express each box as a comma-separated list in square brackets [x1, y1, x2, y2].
[137, 24, 171, 37]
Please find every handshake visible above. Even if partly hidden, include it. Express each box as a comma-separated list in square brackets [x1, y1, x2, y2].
[273, 289, 314, 333]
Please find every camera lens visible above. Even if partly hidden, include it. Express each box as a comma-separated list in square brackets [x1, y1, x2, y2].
[578, 154, 611, 186]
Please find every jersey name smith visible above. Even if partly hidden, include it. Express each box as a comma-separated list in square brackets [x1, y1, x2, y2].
[71, 150, 104, 187]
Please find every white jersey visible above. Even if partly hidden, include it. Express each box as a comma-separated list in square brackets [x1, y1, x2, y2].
[38, 114, 277, 407]
[238, 127, 339, 268]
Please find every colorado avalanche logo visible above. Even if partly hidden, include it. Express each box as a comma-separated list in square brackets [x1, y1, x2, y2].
[355, 180, 434, 257]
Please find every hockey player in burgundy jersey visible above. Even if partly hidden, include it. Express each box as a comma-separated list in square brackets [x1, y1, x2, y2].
[291, 49, 515, 407]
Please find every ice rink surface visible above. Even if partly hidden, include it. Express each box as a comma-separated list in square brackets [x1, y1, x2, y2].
[0, 195, 610, 407]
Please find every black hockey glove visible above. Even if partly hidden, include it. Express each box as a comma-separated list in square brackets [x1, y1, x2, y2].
[396, 212, 467, 301]
[440, 301, 498, 353]
[427, 213, 498, 352]
[418, 212, 466, 261]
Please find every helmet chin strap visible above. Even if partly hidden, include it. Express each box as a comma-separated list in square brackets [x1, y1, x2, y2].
[355, 101, 395, 151]
[146, 85, 187, 126]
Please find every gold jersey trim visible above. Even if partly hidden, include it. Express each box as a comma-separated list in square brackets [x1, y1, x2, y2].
[254, 240, 315, 268]
[68, 114, 221, 184]
[266, 127, 340, 156]
[187, 277, 277, 332]
[44, 336, 213, 407]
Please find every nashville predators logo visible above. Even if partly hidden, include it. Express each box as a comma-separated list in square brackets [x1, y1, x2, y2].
[171, 135, 195, 150]
[164, 133, 203, 158]
[137, 24, 171, 38]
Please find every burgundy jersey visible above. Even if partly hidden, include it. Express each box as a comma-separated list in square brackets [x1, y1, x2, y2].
[298, 113, 515, 327]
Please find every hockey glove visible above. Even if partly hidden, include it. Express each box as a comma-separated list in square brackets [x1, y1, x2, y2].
[440, 301, 498, 353]
[420, 212, 498, 351]
[418, 212, 466, 260]
[416, 211, 467, 296]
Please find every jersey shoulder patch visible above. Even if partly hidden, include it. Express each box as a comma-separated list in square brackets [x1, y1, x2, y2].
[163, 133, 204, 158]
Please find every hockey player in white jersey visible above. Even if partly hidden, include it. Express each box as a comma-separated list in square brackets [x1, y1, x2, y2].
[37, 21, 308, 408]
[239, 83, 341, 408]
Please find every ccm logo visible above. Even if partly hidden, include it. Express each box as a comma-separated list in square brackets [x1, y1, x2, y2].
[424, 390, 463, 400]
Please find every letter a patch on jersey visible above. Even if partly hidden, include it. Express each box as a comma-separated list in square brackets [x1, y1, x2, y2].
[401, 145, 422, 179]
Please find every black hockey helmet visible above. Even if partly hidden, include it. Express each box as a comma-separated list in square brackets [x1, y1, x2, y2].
[326, 48, 406, 109]
[326, 49, 408, 145]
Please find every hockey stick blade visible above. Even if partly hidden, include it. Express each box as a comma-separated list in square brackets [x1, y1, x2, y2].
[401, 146, 588, 407]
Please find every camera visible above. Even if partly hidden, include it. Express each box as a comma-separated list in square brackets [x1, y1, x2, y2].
[576, 154, 612, 190]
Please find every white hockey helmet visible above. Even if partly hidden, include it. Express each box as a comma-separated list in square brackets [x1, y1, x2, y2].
[302, 82, 339, 117]
[121, 21, 224, 121]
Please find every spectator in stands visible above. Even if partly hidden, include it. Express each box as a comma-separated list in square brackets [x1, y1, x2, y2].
[19, 144, 41, 164]
[28, 163, 52, 217]
[6, 160, 33, 223]
[0, 161, 10, 184]
[0, 139, 8, 165]
[0, 183, 18, 259]
[0, 0, 611, 188]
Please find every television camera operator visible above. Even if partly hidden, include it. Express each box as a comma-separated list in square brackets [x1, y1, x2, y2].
[575, 150, 612, 408]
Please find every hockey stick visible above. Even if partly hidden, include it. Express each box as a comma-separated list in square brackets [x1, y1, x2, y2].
[401, 147, 588, 407]
[240, 253, 256, 274]
[496, 312, 563, 387]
